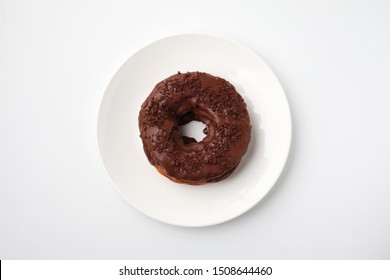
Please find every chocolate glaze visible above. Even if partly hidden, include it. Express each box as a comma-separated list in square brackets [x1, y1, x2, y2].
[138, 71, 251, 184]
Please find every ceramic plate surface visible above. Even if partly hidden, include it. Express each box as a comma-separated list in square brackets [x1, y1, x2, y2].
[97, 34, 291, 227]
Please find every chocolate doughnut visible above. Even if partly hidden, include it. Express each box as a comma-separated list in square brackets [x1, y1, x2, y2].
[138, 72, 251, 184]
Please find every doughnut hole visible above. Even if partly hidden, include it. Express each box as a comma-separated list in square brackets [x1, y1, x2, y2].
[177, 111, 208, 144]
[178, 120, 207, 143]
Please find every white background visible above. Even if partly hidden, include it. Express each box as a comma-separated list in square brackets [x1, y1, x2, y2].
[1, 0, 389, 259]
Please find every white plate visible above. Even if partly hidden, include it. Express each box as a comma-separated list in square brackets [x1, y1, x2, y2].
[97, 34, 291, 227]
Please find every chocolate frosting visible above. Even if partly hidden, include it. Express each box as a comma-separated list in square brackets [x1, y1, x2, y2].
[138, 71, 251, 184]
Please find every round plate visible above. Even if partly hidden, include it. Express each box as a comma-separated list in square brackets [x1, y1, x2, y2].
[97, 34, 291, 227]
